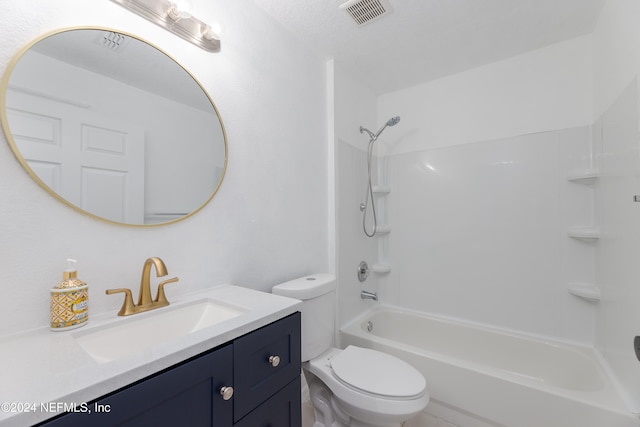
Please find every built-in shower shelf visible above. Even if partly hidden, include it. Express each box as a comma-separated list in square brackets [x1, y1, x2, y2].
[568, 283, 601, 302]
[375, 225, 391, 235]
[372, 185, 391, 195]
[566, 169, 600, 186]
[568, 227, 601, 239]
[372, 263, 391, 274]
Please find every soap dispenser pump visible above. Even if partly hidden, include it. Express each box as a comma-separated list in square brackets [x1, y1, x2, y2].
[50, 259, 89, 331]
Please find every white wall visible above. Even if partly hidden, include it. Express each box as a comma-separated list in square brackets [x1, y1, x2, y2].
[592, 0, 640, 118]
[332, 61, 381, 328]
[0, 0, 329, 336]
[592, 0, 640, 410]
[377, 35, 594, 155]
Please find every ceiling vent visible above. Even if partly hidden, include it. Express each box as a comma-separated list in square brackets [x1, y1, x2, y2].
[340, 0, 393, 27]
[97, 31, 129, 52]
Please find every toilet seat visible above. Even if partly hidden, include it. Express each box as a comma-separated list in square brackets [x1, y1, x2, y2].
[331, 345, 426, 399]
[305, 347, 429, 425]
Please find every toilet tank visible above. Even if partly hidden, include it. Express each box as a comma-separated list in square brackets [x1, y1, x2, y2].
[272, 274, 336, 362]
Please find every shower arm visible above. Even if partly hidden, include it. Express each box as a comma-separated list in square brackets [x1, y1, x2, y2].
[360, 126, 376, 140]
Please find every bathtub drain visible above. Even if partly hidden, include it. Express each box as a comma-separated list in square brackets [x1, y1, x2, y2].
[366, 321, 373, 332]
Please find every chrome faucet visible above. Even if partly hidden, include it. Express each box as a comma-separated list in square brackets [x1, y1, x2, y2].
[106, 257, 179, 316]
[360, 290, 378, 301]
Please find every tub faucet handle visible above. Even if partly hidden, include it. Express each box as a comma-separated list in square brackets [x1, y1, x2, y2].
[358, 261, 369, 282]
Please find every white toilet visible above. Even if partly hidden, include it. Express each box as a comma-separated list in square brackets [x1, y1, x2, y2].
[272, 274, 429, 427]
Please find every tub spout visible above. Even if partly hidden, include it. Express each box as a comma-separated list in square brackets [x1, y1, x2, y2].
[361, 290, 378, 301]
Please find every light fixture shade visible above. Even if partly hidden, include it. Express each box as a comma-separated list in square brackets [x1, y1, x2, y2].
[168, 0, 193, 19]
[111, 0, 220, 52]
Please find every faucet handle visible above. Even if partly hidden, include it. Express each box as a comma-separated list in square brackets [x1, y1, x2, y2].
[106, 288, 136, 316]
[155, 277, 179, 305]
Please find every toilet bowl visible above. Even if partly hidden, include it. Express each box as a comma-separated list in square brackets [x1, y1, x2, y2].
[272, 274, 429, 427]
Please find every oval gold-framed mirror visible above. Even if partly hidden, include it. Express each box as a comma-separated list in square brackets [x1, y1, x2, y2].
[0, 27, 227, 226]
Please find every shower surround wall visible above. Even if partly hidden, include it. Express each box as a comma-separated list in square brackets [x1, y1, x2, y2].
[591, 0, 640, 409]
[374, 76, 640, 418]
[334, 34, 597, 341]
[383, 126, 595, 342]
[595, 78, 640, 408]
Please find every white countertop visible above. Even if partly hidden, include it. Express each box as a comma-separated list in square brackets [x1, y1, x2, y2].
[0, 285, 301, 427]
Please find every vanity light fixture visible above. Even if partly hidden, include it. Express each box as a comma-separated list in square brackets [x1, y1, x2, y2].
[110, 0, 221, 52]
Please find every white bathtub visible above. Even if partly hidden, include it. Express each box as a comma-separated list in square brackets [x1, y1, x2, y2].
[340, 306, 639, 427]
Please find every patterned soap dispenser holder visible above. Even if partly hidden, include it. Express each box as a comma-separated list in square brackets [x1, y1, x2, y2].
[50, 259, 89, 331]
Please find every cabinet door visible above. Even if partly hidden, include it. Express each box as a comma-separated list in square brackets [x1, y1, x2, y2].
[233, 312, 301, 422]
[40, 345, 233, 427]
[234, 377, 301, 427]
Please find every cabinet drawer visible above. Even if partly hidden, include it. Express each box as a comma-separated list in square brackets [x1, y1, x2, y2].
[233, 312, 301, 422]
[234, 376, 301, 427]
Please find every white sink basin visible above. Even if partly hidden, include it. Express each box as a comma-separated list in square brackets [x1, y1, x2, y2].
[74, 299, 246, 363]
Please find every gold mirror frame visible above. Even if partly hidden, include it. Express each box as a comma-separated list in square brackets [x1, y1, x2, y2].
[0, 27, 228, 227]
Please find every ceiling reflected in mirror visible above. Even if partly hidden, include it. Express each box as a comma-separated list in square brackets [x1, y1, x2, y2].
[0, 27, 227, 226]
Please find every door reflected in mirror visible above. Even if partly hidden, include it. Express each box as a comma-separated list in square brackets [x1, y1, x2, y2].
[0, 28, 227, 226]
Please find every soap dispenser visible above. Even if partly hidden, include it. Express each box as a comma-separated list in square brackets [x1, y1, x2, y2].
[50, 259, 89, 331]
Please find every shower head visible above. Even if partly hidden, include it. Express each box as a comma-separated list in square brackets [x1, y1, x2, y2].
[360, 116, 401, 141]
[386, 116, 400, 127]
[373, 116, 400, 139]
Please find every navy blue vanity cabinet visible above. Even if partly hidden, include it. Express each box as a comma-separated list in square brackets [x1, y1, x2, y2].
[233, 312, 301, 423]
[38, 312, 301, 427]
[234, 377, 301, 427]
[40, 344, 234, 426]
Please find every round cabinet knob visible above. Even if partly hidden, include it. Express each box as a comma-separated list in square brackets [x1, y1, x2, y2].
[269, 355, 281, 367]
[220, 386, 234, 401]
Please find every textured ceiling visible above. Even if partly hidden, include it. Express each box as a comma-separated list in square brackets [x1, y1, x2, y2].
[30, 29, 213, 112]
[253, 0, 606, 95]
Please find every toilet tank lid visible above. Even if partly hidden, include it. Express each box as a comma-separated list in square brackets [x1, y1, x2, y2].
[272, 274, 336, 300]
